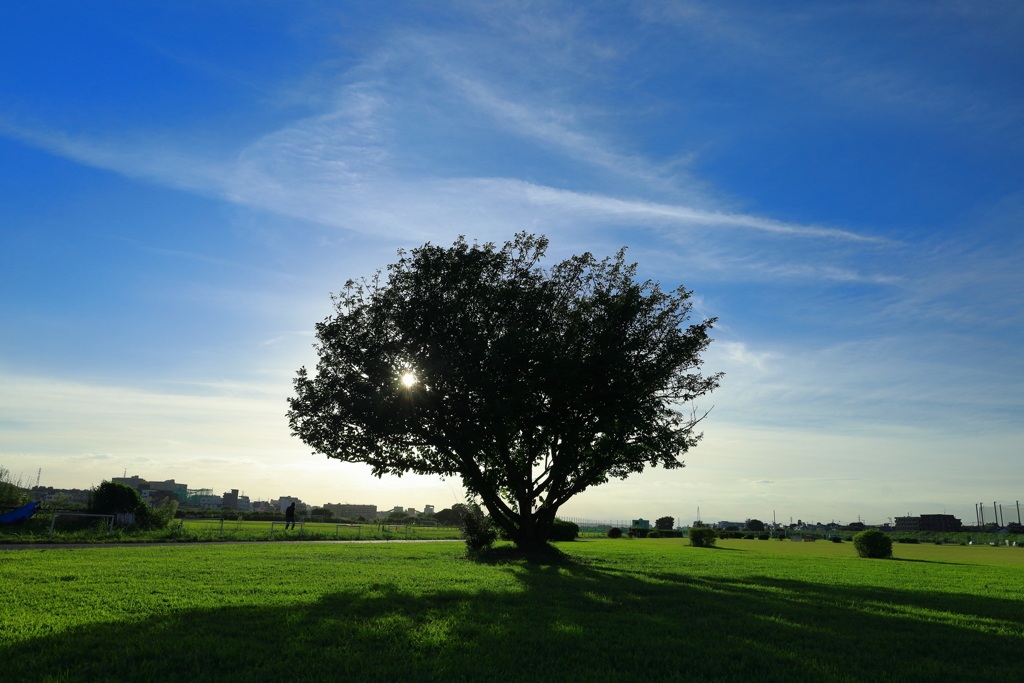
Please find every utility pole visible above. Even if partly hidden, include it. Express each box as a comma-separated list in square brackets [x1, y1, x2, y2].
[35, 468, 41, 488]
[994, 501, 1000, 527]
[979, 503, 985, 526]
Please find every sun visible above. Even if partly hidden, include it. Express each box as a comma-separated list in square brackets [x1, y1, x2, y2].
[401, 372, 416, 388]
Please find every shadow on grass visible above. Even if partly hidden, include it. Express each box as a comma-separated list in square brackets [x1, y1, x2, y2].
[3, 556, 1021, 683]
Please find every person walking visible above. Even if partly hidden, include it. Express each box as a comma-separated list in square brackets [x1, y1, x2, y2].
[285, 501, 296, 530]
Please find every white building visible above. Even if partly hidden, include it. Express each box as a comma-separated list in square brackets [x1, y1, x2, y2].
[276, 496, 305, 513]
[423, 505, 435, 516]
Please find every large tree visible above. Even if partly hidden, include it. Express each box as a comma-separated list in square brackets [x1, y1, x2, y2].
[287, 234, 721, 551]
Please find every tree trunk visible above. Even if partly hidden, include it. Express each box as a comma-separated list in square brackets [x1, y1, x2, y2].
[502, 507, 558, 553]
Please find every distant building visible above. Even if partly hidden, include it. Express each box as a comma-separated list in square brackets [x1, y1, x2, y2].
[276, 496, 305, 513]
[223, 489, 239, 510]
[715, 521, 746, 530]
[113, 475, 148, 490]
[199, 495, 223, 509]
[895, 514, 962, 532]
[631, 518, 650, 529]
[31, 486, 89, 505]
[423, 504, 435, 516]
[323, 503, 377, 518]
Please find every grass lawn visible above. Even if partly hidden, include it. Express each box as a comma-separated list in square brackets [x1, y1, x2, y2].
[1, 538, 1021, 682]
[0, 518, 463, 544]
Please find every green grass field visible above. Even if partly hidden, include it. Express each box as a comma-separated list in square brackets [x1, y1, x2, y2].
[0, 517, 463, 544]
[1, 538, 1021, 682]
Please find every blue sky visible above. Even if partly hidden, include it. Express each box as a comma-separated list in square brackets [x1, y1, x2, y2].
[1, 1, 1021, 525]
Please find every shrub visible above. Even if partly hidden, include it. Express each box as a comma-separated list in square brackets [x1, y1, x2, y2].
[549, 519, 579, 542]
[89, 481, 154, 527]
[0, 466, 29, 508]
[607, 527, 623, 539]
[830, 536, 843, 543]
[776, 533, 788, 540]
[150, 498, 178, 530]
[896, 537, 919, 544]
[853, 529, 893, 559]
[743, 533, 755, 539]
[757, 533, 770, 540]
[689, 527, 717, 548]
[460, 505, 497, 552]
[647, 530, 662, 538]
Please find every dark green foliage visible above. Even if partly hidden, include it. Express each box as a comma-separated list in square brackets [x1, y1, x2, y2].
[434, 505, 468, 526]
[0, 466, 29, 508]
[549, 519, 579, 542]
[689, 527, 717, 547]
[777, 533, 788, 540]
[655, 516, 674, 530]
[746, 519, 765, 532]
[758, 533, 770, 540]
[725, 525, 740, 531]
[831, 536, 843, 543]
[150, 498, 178, 530]
[607, 527, 623, 538]
[854, 530, 893, 559]
[896, 538, 920, 544]
[647, 530, 662, 538]
[287, 233, 721, 550]
[743, 533, 755, 539]
[90, 481, 146, 515]
[460, 505, 497, 552]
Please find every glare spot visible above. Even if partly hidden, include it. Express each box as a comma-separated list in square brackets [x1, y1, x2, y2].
[401, 372, 416, 388]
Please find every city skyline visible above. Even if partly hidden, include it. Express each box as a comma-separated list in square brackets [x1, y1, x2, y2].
[1, 2, 1022, 524]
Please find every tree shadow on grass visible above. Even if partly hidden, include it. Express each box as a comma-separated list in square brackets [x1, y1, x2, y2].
[3, 557, 1021, 683]
[889, 557, 968, 565]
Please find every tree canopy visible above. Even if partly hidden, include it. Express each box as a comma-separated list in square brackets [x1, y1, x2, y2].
[655, 516, 675, 531]
[287, 233, 721, 550]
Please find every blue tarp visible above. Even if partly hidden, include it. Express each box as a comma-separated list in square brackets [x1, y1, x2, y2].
[0, 500, 40, 524]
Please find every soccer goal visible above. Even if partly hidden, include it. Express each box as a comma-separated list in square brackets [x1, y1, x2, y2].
[268, 520, 305, 538]
[48, 512, 115, 536]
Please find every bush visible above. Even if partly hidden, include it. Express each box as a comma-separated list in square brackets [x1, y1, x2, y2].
[647, 530, 662, 538]
[150, 498, 178, 530]
[896, 537, 919, 544]
[460, 505, 497, 552]
[549, 519, 579, 542]
[743, 533, 755, 539]
[776, 533, 788, 540]
[607, 527, 623, 539]
[90, 481, 150, 525]
[689, 527, 717, 548]
[830, 536, 843, 543]
[0, 466, 29, 508]
[853, 529, 893, 559]
[757, 533, 770, 540]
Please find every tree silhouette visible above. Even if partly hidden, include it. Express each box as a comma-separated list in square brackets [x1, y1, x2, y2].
[288, 234, 721, 551]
